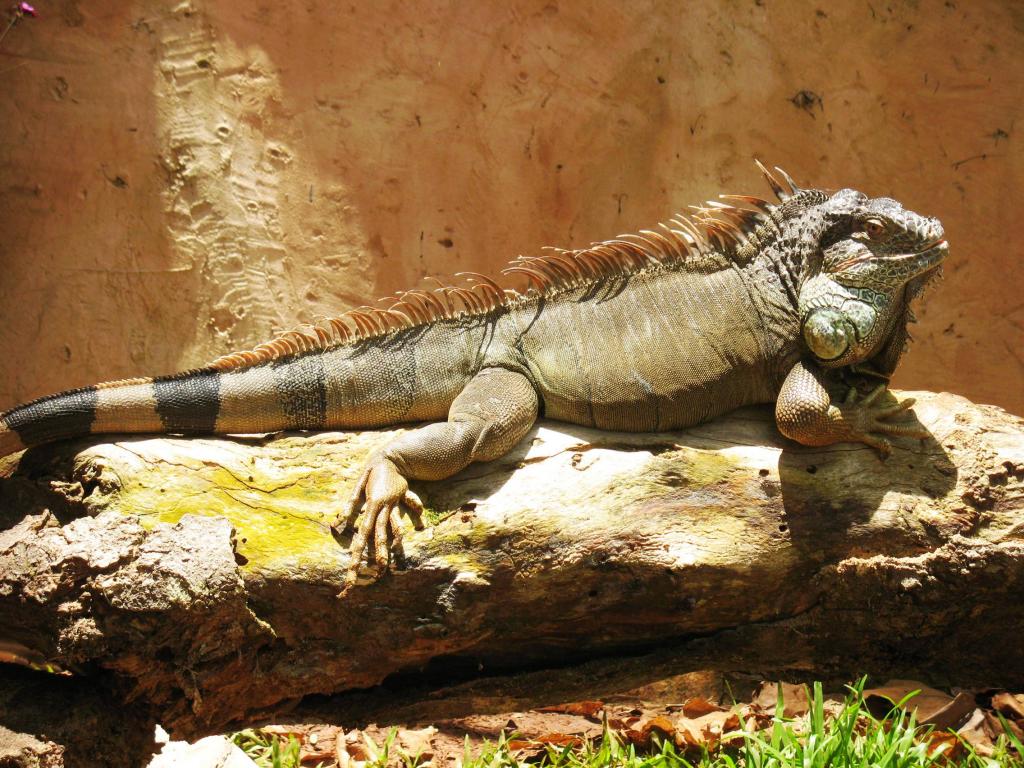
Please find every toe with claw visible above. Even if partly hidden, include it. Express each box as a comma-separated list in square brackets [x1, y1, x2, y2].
[836, 385, 930, 456]
[331, 453, 425, 596]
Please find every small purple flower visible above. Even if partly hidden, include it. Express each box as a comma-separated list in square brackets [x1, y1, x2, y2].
[17, 2, 36, 16]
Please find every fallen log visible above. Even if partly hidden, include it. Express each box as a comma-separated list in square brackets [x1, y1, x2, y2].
[0, 391, 1022, 736]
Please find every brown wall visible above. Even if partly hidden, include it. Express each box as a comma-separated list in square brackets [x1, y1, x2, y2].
[1, 0, 1021, 414]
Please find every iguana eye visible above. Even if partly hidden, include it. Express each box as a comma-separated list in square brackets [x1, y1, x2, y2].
[863, 218, 886, 239]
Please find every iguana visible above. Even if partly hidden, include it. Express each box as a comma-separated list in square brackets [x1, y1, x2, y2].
[0, 162, 947, 589]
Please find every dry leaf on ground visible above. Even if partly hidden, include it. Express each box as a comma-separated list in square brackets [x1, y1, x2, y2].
[919, 691, 977, 731]
[672, 718, 703, 749]
[751, 682, 809, 717]
[957, 709, 997, 757]
[639, 715, 676, 743]
[926, 731, 963, 761]
[675, 711, 741, 750]
[535, 701, 604, 720]
[992, 692, 1024, 720]
[236, 677, 1024, 767]
[863, 680, 956, 722]
[676, 697, 725, 718]
[298, 725, 343, 764]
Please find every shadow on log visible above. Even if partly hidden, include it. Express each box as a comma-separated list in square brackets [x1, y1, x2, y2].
[0, 665, 155, 768]
[0, 391, 1022, 739]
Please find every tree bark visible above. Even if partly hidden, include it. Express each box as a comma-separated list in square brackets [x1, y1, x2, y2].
[1, 391, 1022, 736]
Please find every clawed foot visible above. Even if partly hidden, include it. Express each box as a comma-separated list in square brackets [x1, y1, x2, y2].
[836, 385, 929, 457]
[330, 453, 425, 596]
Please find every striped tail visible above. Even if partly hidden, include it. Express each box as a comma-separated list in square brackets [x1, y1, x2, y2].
[0, 318, 481, 460]
[0, 371, 228, 459]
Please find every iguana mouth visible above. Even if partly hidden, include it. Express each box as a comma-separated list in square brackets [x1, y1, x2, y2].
[836, 239, 947, 271]
[911, 237, 947, 255]
[891, 237, 948, 261]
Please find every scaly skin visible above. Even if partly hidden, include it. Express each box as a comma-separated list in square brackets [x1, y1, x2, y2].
[0, 163, 948, 592]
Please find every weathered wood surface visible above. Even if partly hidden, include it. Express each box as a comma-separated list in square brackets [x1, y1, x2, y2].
[1, 391, 1022, 736]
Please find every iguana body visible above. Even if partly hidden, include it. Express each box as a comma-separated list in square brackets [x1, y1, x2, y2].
[0, 163, 947, 588]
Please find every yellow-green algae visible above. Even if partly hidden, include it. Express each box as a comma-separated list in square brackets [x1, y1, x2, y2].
[676, 449, 744, 486]
[423, 443, 765, 576]
[607, 446, 745, 505]
[116, 471, 340, 574]
[75, 432, 770, 577]
[85, 434, 472, 577]
[79, 436, 373, 574]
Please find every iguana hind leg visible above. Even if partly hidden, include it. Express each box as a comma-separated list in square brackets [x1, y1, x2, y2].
[775, 359, 928, 456]
[333, 366, 539, 592]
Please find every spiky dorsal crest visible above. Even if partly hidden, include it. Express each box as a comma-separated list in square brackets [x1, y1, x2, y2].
[209, 162, 801, 372]
[755, 159, 802, 201]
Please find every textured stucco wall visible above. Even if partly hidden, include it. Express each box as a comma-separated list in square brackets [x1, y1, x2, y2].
[0, 0, 1021, 414]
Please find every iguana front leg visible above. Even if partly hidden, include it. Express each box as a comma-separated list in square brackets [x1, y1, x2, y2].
[775, 359, 928, 455]
[332, 367, 539, 592]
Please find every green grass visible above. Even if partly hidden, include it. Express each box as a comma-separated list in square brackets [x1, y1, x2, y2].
[230, 680, 1024, 768]
[230, 729, 303, 768]
[718, 681, 1020, 768]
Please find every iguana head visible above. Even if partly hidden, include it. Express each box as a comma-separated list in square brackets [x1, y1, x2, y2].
[797, 188, 948, 369]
